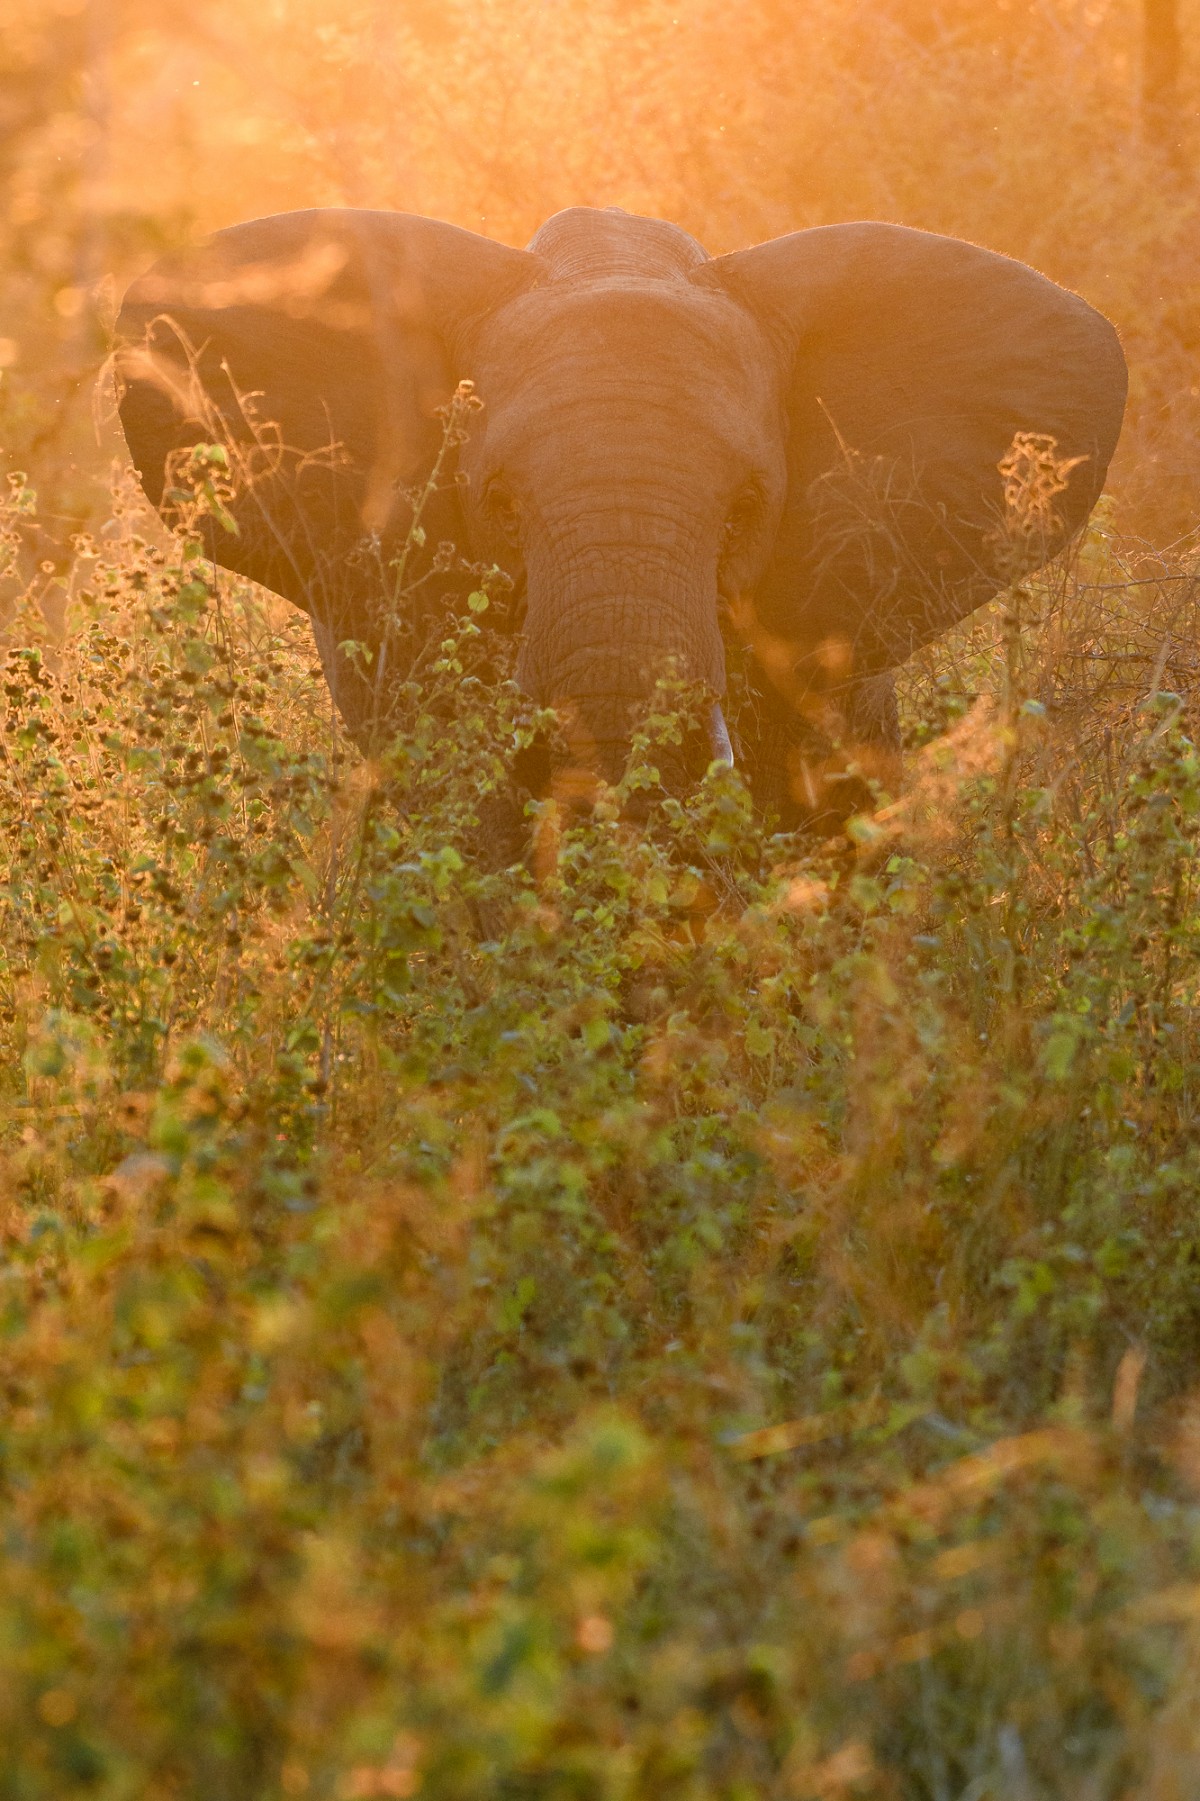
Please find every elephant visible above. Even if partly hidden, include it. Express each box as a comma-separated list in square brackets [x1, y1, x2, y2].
[114, 204, 1126, 831]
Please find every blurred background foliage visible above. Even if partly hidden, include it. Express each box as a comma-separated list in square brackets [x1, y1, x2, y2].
[0, 0, 1198, 546]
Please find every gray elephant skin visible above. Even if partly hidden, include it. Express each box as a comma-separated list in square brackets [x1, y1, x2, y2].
[114, 205, 1127, 830]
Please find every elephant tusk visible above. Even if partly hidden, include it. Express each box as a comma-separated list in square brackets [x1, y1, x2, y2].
[708, 702, 735, 769]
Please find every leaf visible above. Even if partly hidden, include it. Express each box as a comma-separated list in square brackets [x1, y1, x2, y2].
[201, 481, 240, 536]
[338, 639, 374, 667]
[1041, 1027, 1079, 1080]
[497, 1275, 536, 1333]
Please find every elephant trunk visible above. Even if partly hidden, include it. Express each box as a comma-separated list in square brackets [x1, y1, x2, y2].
[516, 518, 728, 789]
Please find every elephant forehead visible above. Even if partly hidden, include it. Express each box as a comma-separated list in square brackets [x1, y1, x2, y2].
[526, 207, 709, 283]
[472, 282, 776, 408]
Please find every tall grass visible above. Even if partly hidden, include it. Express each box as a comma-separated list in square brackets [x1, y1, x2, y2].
[1, 450, 1200, 1797]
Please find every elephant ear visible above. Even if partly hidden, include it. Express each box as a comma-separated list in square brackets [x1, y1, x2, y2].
[699, 223, 1127, 675]
[115, 209, 540, 730]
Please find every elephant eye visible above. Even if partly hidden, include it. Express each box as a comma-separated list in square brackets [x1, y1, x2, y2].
[485, 481, 521, 545]
[722, 490, 760, 552]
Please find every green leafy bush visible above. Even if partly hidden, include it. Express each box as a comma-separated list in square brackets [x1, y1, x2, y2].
[3, 471, 1200, 1799]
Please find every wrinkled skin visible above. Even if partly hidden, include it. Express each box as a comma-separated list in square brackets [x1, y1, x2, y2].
[459, 215, 785, 788]
[115, 205, 1127, 831]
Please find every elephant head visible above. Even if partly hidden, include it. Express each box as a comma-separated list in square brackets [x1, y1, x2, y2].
[115, 205, 1126, 825]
